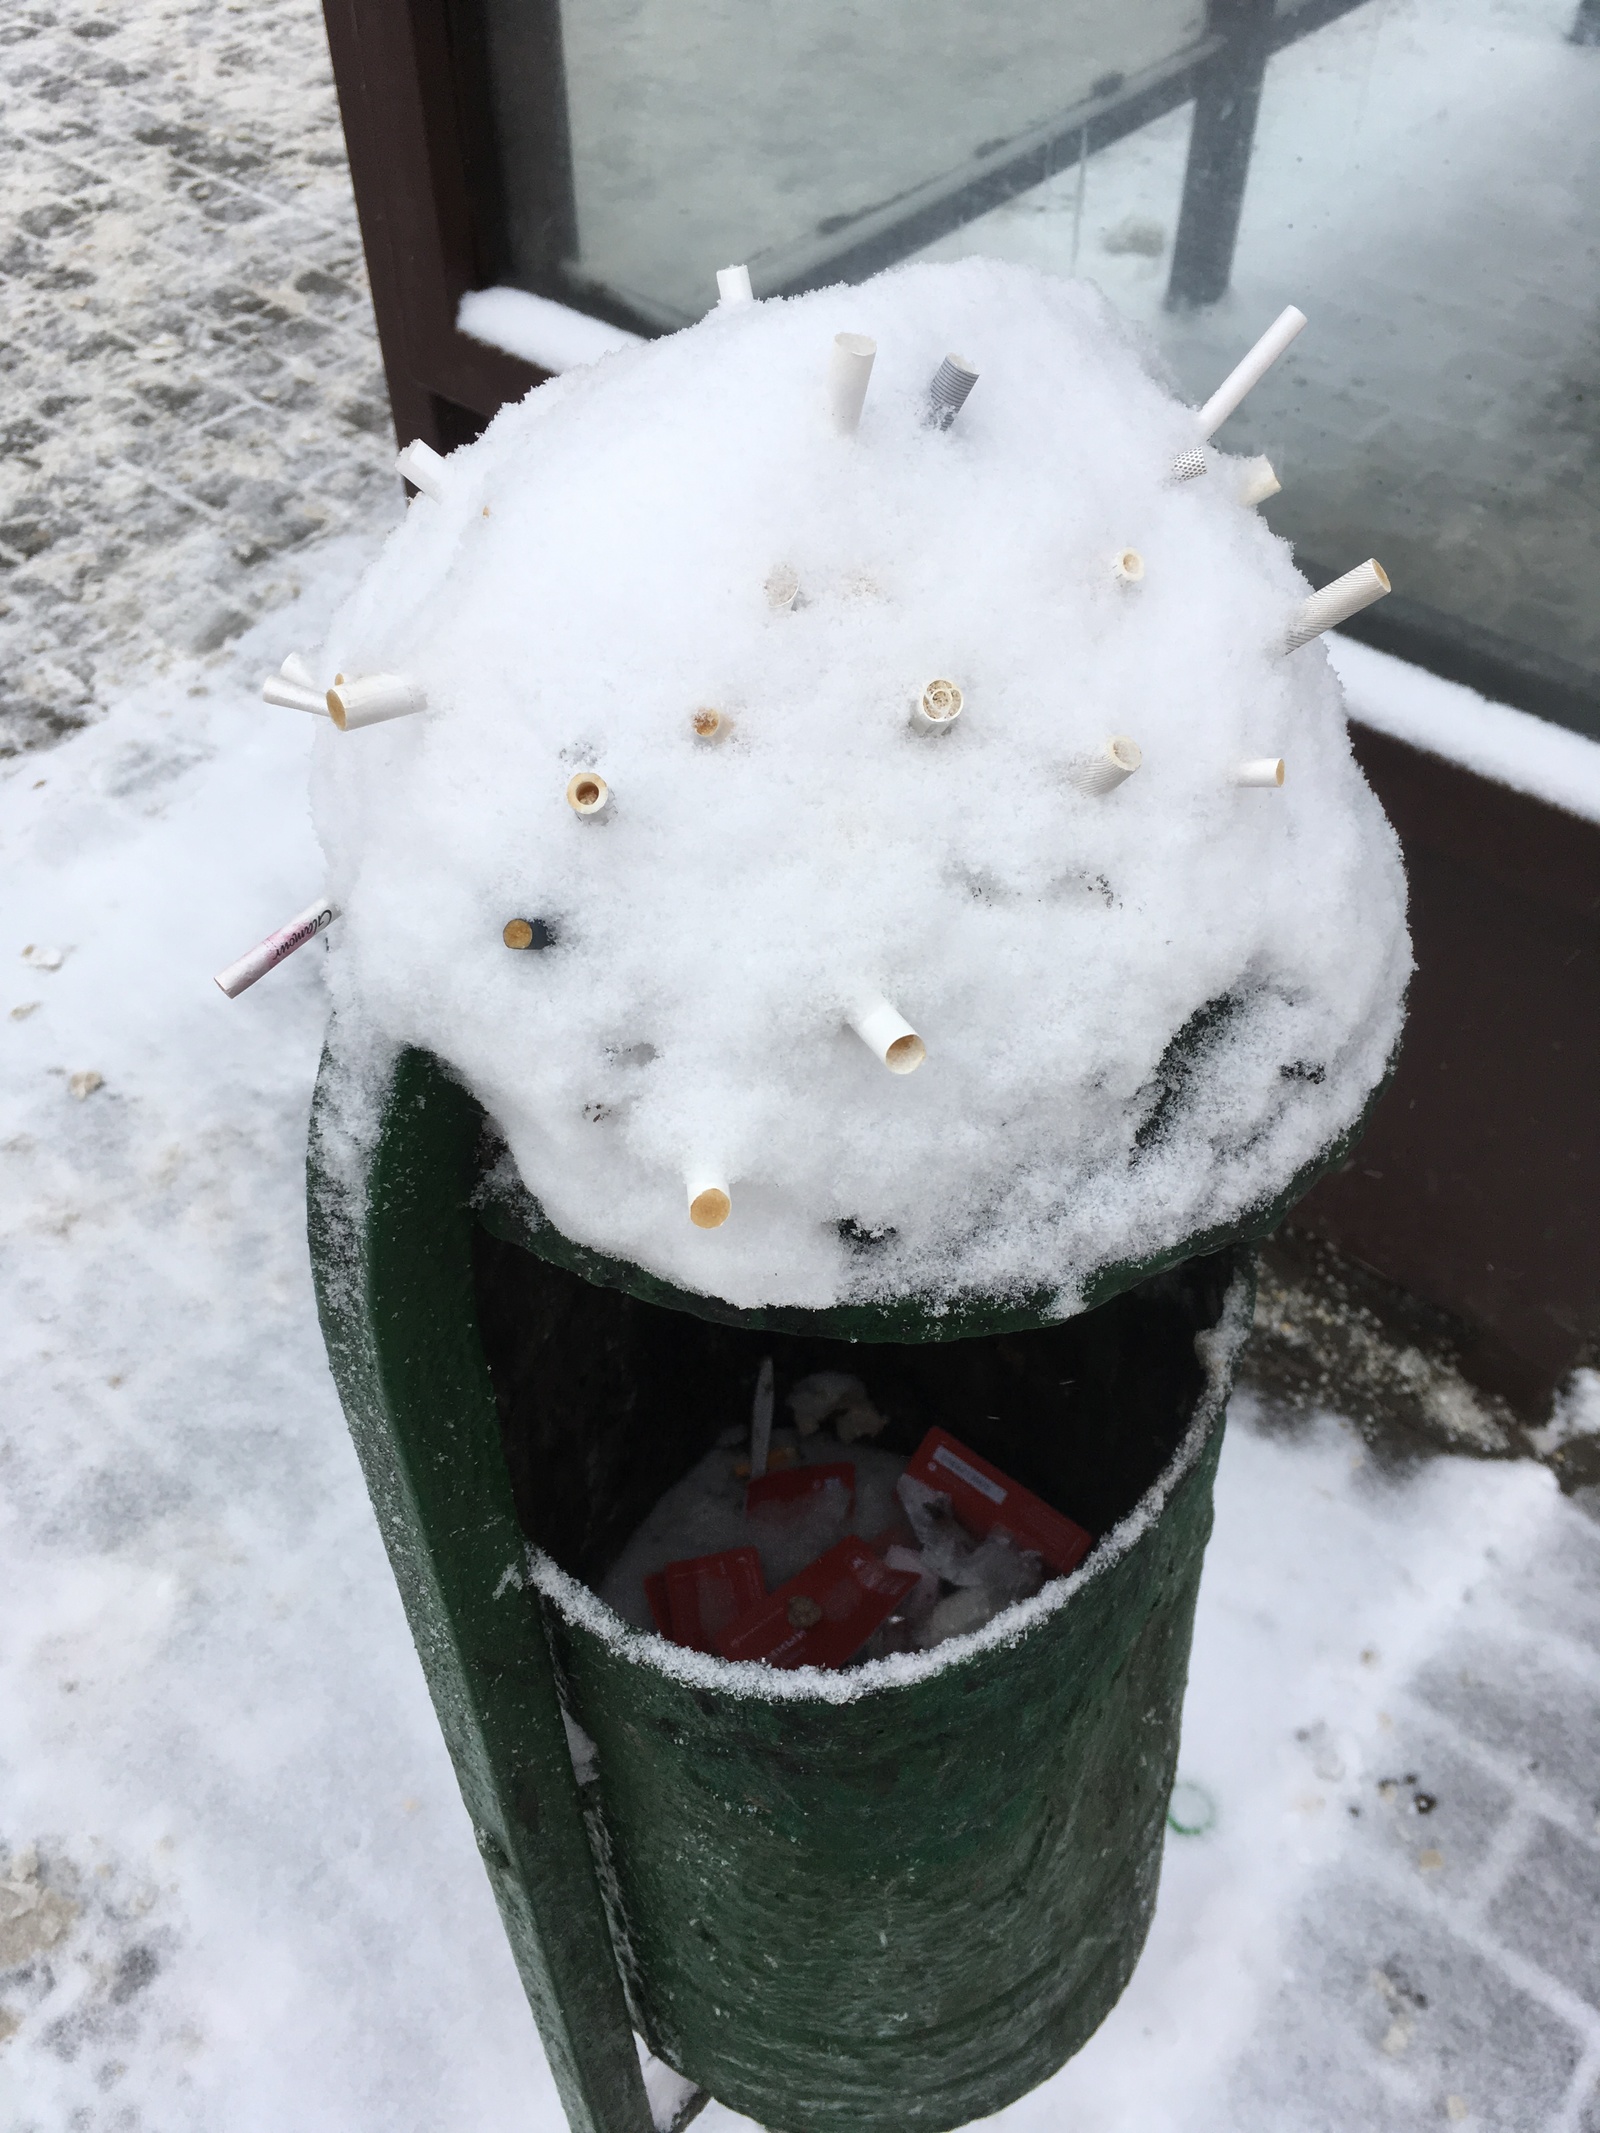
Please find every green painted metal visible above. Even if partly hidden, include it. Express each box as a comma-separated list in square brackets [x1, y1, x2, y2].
[307, 1046, 656, 2133]
[306, 1040, 1336, 2133]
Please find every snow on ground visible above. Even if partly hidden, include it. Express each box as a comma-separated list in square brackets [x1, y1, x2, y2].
[2, 552, 1598, 2127]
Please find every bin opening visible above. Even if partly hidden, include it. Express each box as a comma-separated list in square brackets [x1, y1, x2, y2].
[472, 1227, 1242, 1612]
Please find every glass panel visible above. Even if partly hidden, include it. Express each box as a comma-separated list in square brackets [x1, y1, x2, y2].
[480, 0, 1600, 726]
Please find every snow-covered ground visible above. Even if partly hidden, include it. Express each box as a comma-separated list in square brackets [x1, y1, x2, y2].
[2, 557, 1599, 2129]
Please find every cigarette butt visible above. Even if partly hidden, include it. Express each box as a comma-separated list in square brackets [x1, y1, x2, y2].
[566, 770, 609, 817]
[829, 332, 877, 434]
[1235, 758, 1285, 787]
[1284, 560, 1390, 653]
[925, 353, 978, 431]
[687, 1173, 732, 1228]
[910, 678, 963, 735]
[1169, 449, 1208, 484]
[849, 997, 926, 1073]
[765, 563, 801, 611]
[262, 670, 329, 715]
[1070, 736, 1142, 796]
[1198, 305, 1307, 438]
[750, 1355, 774, 1479]
[691, 707, 728, 739]
[1111, 548, 1144, 584]
[214, 896, 337, 998]
[280, 653, 316, 690]
[326, 674, 427, 729]
[395, 439, 448, 502]
[716, 264, 754, 307]
[1236, 455, 1281, 507]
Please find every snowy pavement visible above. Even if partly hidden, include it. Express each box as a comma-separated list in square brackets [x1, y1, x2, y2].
[2, 568, 1598, 2130]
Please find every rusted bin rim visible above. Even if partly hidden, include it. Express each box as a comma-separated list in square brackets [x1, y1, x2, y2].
[528, 1266, 1252, 1706]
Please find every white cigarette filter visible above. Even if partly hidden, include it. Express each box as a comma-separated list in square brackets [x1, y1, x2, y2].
[765, 563, 801, 610]
[1110, 547, 1144, 585]
[395, 438, 448, 502]
[848, 997, 926, 1074]
[687, 1172, 732, 1228]
[829, 332, 877, 435]
[1236, 455, 1281, 508]
[716, 264, 754, 307]
[1198, 305, 1308, 439]
[1168, 449, 1208, 484]
[262, 652, 328, 716]
[926, 353, 979, 431]
[1284, 559, 1391, 653]
[325, 674, 427, 729]
[1070, 735, 1143, 796]
[1235, 757, 1286, 787]
[691, 707, 728, 739]
[566, 769, 610, 817]
[910, 678, 964, 735]
[214, 896, 337, 999]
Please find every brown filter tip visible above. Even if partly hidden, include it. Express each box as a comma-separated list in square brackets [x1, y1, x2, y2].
[689, 1186, 732, 1229]
[503, 919, 535, 950]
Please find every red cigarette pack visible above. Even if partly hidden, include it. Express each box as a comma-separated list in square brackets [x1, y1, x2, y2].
[715, 1537, 918, 1670]
[662, 1547, 766, 1653]
[904, 1429, 1093, 1577]
[744, 1461, 855, 1519]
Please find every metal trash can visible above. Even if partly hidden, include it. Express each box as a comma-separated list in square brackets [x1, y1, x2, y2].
[309, 1041, 1369, 2133]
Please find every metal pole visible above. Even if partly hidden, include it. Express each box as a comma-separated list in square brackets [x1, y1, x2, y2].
[1165, 0, 1276, 309]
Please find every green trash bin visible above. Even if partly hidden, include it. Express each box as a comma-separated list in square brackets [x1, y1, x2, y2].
[308, 1040, 1374, 2133]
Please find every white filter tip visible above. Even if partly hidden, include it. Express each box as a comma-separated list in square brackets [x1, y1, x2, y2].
[262, 673, 329, 716]
[716, 264, 754, 307]
[687, 1173, 732, 1227]
[280, 652, 315, 689]
[1111, 548, 1144, 585]
[326, 674, 427, 730]
[1235, 757, 1286, 787]
[848, 997, 926, 1073]
[1236, 455, 1282, 508]
[1283, 559, 1391, 653]
[395, 439, 448, 502]
[1198, 305, 1308, 439]
[1168, 449, 1208, 485]
[1070, 736, 1143, 796]
[829, 332, 877, 435]
[691, 707, 728, 740]
[910, 679, 963, 735]
[926, 354, 978, 431]
[566, 769, 610, 817]
[765, 563, 801, 611]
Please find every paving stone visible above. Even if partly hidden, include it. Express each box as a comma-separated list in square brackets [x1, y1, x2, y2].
[1489, 1818, 1600, 2014]
[1346, 1708, 1518, 1895]
[1411, 1636, 1600, 1832]
[0, 0, 398, 759]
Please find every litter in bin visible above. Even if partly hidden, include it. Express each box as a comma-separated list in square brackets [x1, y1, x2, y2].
[716, 1538, 919, 1669]
[904, 1428, 1093, 1578]
[663, 1547, 766, 1653]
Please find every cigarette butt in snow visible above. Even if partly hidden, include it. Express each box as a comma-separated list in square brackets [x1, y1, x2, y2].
[566, 770, 610, 817]
[849, 997, 926, 1074]
[214, 896, 337, 998]
[687, 1172, 732, 1228]
[1235, 758, 1285, 787]
[262, 654, 328, 716]
[829, 333, 877, 434]
[326, 674, 426, 729]
[503, 917, 558, 949]
[1236, 455, 1281, 507]
[1110, 547, 1144, 585]
[395, 439, 448, 502]
[691, 707, 729, 739]
[716, 264, 754, 307]
[1283, 560, 1390, 653]
[1070, 736, 1142, 796]
[925, 353, 978, 431]
[765, 563, 801, 610]
[910, 678, 963, 735]
[1197, 305, 1307, 438]
[1168, 449, 1208, 484]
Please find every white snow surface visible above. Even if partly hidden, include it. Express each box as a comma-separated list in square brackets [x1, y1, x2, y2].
[457, 285, 645, 375]
[314, 258, 1410, 1315]
[1329, 633, 1600, 828]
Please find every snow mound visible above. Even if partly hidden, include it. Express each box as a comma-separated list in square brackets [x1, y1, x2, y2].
[311, 257, 1409, 1314]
